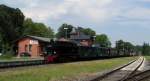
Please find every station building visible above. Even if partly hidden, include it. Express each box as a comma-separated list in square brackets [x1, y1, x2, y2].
[16, 35, 51, 58]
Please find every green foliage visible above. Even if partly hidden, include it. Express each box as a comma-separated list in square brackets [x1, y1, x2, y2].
[78, 27, 96, 36]
[0, 5, 25, 54]
[142, 43, 150, 55]
[95, 34, 111, 47]
[115, 40, 135, 55]
[0, 4, 24, 45]
[124, 42, 135, 55]
[0, 50, 13, 59]
[0, 34, 2, 53]
[23, 18, 54, 38]
[56, 24, 96, 38]
[56, 23, 73, 38]
[116, 40, 125, 55]
[135, 45, 142, 54]
[144, 56, 150, 60]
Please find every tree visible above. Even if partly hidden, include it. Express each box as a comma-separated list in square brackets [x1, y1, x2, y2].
[142, 43, 150, 55]
[23, 18, 54, 38]
[0, 5, 25, 53]
[135, 45, 142, 55]
[0, 34, 2, 53]
[116, 40, 135, 55]
[56, 23, 73, 38]
[124, 42, 134, 55]
[115, 40, 125, 55]
[95, 34, 111, 47]
[78, 27, 96, 36]
[56, 24, 96, 38]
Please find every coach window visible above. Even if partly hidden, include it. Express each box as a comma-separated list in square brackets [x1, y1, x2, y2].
[29, 44, 32, 52]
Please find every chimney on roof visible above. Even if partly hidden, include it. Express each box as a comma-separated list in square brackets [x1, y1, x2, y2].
[70, 27, 76, 35]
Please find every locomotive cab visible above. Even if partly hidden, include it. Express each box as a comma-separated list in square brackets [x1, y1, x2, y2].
[44, 45, 58, 63]
[44, 41, 78, 63]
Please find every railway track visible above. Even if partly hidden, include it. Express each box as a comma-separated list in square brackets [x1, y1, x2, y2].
[0, 60, 45, 68]
[89, 57, 144, 81]
[124, 69, 150, 81]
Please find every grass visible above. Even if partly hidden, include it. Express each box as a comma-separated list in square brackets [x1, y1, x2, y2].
[0, 57, 137, 81]
[144, 55, 150, 60]
[0, 54, 13, 60]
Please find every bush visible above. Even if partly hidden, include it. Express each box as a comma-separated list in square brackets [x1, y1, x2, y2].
[0, 51, 13, 59]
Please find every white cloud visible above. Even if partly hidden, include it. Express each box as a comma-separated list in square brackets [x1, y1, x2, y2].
[123, 7, 150, 20]
[112, 6, 150, 30]
[3, 0, 150, 26]
[2, 0, 150, 45]
[63, 0, 114, 22]
[21, 0, 115, 23]
[21, 0, 39, 6]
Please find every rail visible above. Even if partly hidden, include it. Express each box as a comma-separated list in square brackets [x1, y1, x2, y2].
[89, 57, 144, 81]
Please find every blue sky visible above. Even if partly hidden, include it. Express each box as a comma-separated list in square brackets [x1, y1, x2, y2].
[0, 0, 150, 46]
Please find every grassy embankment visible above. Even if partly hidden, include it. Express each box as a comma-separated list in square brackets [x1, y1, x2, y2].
[0, 57, 137, 81]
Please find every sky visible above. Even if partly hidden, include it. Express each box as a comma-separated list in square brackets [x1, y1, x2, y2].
[0, 0, 150, 46]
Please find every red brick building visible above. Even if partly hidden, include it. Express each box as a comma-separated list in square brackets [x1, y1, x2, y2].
[16, 35, 51, 58]
[70, 27, 94, 46]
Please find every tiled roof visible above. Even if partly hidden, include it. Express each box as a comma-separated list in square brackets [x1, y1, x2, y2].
[27, 35, 52, 42]
[70, 32, 91, 40]
[70, 27, 92, 40]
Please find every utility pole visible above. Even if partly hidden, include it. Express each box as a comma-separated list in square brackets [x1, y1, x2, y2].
[48, 27, 52, 43]
[64, 27, 68, 39]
